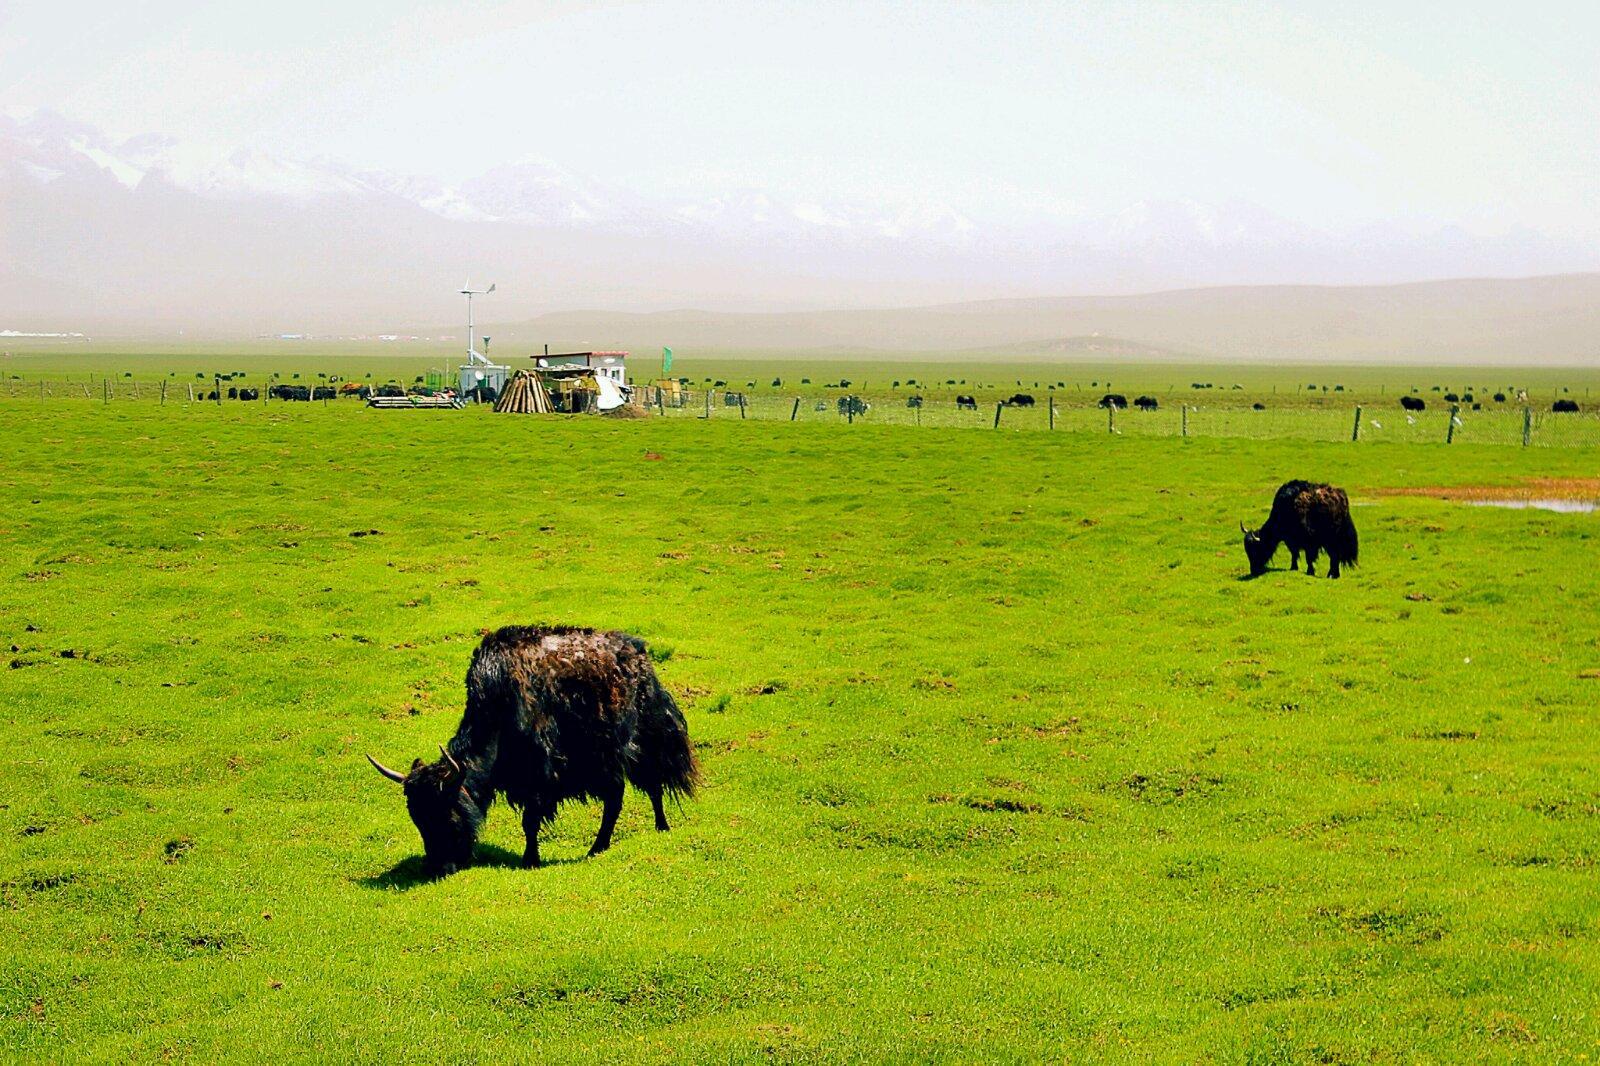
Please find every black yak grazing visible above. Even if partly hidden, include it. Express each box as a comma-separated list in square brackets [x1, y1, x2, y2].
[955, 395, 978, 410]
[1553, 399, 1580, 413]
[1400, 396, 1426, 411]
[1242, 480, 1359, 579]
[367, 626, 697, 875]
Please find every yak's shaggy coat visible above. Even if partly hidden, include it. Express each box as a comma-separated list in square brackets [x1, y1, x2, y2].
[369, 625, 697, 874]
[1243, 480, 1359, 578]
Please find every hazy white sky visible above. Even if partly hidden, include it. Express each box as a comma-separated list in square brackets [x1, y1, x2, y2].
[4, 0, 1598, 234]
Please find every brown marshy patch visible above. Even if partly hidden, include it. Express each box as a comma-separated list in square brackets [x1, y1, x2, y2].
[1372, 478, 1600, 512]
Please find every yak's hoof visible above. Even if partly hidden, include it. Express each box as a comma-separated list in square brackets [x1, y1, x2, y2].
[521, 855, 541, 869]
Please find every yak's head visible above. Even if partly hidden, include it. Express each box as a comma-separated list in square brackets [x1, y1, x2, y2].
[367, 746, 483, 876]
[1241, 522, 1273, 576]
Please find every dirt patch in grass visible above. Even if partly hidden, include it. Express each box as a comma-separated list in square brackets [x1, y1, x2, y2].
[1371, 477, 1600, 502]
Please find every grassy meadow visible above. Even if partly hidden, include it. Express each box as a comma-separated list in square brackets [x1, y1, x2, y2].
[3, 366, 1600, 1060]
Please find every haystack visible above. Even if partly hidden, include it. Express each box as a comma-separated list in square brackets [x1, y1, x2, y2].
[494, 370, 553, 414]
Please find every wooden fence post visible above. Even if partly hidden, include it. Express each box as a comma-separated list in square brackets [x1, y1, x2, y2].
[739, 393, 746, 419]
[705, 389, 711, 418]
[1048, 395, 1055, 430]
[1446, 404, 1460, 444]
[790, 397, 800, 421]
[1522, 406, 1532, 447]
[993, 402, 1003, 429]
[103, 378, 108, 404]
[1108, 402, 1116, 435]
[1181, 404, 1188, 438]
[160, 380, 167, 405]
[216, 376, 223, 406]
[1352, 405, 1362, 442]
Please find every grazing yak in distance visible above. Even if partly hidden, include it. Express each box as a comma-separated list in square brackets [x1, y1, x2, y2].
[955, 395, 978, 410]
[1400, 396, 1426, 412]
[1553, 399, 1580, 413]
[1242, 481, 1359, 579]
[1098, 393, 1128, 409]
[368, 626, 697, 875]
[1133, 395, 1159, 411]
[1005, 393, 1035, 407]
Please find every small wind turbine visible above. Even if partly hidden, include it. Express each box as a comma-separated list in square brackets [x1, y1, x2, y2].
[461, 281, 496, 365]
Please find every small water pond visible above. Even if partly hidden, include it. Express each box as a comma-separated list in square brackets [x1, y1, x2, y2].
[1465, 498, 1598, 513]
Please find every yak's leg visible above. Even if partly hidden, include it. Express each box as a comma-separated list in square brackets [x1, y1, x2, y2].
[521, 807, 544, 869]
[589, 783, 624, 856]
[1328, 552, 1341, 579]
[1304, 545, 1319, 576]
[1289, 548, 1300, 571]
[649, 786, 670, 832]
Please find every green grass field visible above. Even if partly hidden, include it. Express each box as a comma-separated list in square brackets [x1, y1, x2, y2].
[4, 381, 1600, 1060]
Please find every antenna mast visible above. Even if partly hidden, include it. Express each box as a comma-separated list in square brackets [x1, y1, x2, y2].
[460, 281, 496, 366]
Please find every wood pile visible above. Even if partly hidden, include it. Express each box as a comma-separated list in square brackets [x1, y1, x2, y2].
[367, 394, 462, 410]
[494, 370, 554, 414]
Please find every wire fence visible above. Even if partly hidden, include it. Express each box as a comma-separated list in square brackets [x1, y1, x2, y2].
[6, 378, 1600, 448]
[651, 390, 1600, 448]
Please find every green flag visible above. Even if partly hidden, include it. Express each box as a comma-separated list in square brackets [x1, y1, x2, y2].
[662, 347, 673, 375]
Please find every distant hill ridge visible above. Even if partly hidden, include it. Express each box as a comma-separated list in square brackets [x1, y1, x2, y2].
[466, 274, 1600, 365]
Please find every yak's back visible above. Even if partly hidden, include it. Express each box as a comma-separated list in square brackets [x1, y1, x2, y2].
[465, 625, 654, 731]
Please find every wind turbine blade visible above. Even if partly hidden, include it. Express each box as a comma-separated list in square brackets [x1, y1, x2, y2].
[487, 283, 496, 293]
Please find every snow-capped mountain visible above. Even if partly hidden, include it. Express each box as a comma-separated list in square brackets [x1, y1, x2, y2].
[4, 107, 1597, 334]
[0, 109, 978, 245]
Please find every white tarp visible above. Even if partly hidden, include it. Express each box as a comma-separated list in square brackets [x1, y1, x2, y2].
[595, 373, 627, 412]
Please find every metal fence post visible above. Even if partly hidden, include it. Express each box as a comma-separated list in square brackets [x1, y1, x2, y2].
[1048, 395, 1055, 430]
[1108, 402, 1116, 435]
[993, 402, 1003, 429]
[1352, 405, 1362, 442]
[790, 397, 799, 421]
[1522, 406, 1532, 446]
[1181, 404, 1188, 438]
[1446, 404, 1460, 444]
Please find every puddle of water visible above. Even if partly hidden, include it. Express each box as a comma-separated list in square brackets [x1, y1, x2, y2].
[1466, 498, 1599, 513]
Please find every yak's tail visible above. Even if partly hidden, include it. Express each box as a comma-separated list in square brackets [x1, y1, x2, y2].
[631, 675, 700, 800]
[1335, 514, 1360, 568]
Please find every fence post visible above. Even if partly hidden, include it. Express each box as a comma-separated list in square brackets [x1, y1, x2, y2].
[993, 402, 1003, 429]
[1446, 403, 1460, 444]
[1181, 404, 1188, 438]
[1522, 406, 1532, 447]
[187, 383, 194, 402]
[1351, 405, 1362, 442]
[739, 393, 746, 419]
[657, 388, 665, 415]
[790, 397, 799, 421]
[704, 389, 711, 418]
[1048, 395, 1055, 430]
[40, 381, 45, 401]
[103, 378, 109, 404]
[1108, 402, 1116, 435]
[216, 376, 223, 406]
[160, 380, 167, 405]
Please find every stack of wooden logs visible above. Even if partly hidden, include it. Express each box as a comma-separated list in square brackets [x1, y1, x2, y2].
[494, 370, 554, 414]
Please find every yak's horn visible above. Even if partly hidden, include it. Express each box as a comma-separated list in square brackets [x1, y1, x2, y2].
[440, 745, 463, 774]
[366, 754, 406, 784]
[1240, 521, 1249, 534]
